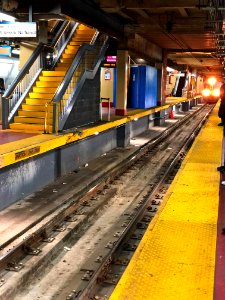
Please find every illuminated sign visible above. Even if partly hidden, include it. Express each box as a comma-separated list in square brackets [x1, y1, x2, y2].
[0, 22, 36, 37]
[103, 63, 116, 68]
[106, 56, 117, 63]
[0, 45, 11, 56]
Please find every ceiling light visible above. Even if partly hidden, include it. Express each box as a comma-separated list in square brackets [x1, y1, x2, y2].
[12, 48, 19, 55]
[136, 58, 145, 63]
[167, 66, 175, 72]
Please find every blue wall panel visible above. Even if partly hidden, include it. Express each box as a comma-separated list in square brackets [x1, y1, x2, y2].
[139, 65, 158, 109]
[128, 66, 139, 108]
[138, 66, 146, 108]
[128, 65, 158, 109]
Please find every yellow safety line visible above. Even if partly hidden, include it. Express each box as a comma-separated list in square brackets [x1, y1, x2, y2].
[110, 102, 222, 300]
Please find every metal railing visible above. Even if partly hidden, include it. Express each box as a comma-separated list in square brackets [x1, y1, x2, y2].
[2, 20, 78, 129]
[100, 97, 111, 121]
[48, 33, 109, 133]
[2, 43, 44, 128]
[49, 20, 78, 69]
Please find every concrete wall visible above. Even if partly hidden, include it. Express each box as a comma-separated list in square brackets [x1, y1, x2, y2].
[196, 76, 204, 94]
[19, 42, 36, 70]
[0, 129, 117, 210]
[64, 70, 100, 129]
[130, 116, 149, 138]
[166, 74, 176, 96]
[0, 109, 156, 210]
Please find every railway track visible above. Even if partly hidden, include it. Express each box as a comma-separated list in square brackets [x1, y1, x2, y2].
[0, 104, 214, 300]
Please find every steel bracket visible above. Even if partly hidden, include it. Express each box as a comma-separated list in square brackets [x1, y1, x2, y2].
[81, 269, 94, 281]
[24, 245, 41, 255]
[5, 262, 24, 272]
[0, 278, 5, 287]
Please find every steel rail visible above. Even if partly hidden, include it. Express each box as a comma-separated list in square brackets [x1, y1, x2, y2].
[0, 104, 212, 278]
[67, 104, 214, 299]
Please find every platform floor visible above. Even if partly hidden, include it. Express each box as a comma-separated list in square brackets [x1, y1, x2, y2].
[0, 96, 191, 148]
[0, 97, 199, 170]
[0, 105, 172, 168]
[110, 104, 223, 299]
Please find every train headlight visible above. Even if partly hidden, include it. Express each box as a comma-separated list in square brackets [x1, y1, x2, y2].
[212, 88, 220, 97]
[202, 88, 210, 97]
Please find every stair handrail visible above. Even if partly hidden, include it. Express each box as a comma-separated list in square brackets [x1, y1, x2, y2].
[52, 32, 100, 105]
[51, 20, 69, 48]
[2, 20, 71, 101]
[51, 33, 109, 133]
[90, 30, 100, 45]
[50, 20, 78, 69]
[3, 43, 44, 101]
[2, 21, 79, 129]
[2, 43, 44, 128]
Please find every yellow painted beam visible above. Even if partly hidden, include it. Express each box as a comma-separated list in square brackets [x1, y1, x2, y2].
[0, 117, 128, 168]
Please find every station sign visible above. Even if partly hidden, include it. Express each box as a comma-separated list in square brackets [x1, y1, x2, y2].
[103, 56, 117, 68]
[106, 56, 117, 63]
[0, 22, 37, 37]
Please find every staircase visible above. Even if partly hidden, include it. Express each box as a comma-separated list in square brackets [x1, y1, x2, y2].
[9, 24, 96, 132]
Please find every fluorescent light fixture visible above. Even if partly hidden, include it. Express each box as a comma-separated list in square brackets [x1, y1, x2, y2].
[12, 48, 20, 55]
[166, 66, 175, 72]
[136, 58, 145, 63]
[0, 12, 15, 22]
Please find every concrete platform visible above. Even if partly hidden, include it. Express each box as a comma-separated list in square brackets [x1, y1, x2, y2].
[110, 101, 222, 300]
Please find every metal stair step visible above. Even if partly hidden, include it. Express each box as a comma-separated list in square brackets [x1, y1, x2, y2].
[9, 123, 52, 132]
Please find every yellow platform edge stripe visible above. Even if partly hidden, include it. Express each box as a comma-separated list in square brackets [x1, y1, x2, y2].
[110, 102, 222, 300]
[0, 97, 201, 169]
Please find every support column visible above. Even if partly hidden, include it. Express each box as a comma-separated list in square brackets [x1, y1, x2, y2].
[161, 49, 167, 106]
[117, 123, 130, 148]
[38, 20, 48, 44]
[182, 101, 190, 112]
[115, 50, 129, 116]
[154, 49, 167, 126]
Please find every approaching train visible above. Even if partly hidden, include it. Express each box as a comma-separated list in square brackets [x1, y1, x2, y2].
[202, 76, 221, 103]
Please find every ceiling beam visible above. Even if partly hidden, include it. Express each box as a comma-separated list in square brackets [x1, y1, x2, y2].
[136, 16, 206, 25]
[117, 10, 134, 19]
[168, 49, 216, 52]
[135, 26, 209, 34]
[136, 9, 149, 18]
[98, 0, 197, 10]
[178, 8, 189, 17]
